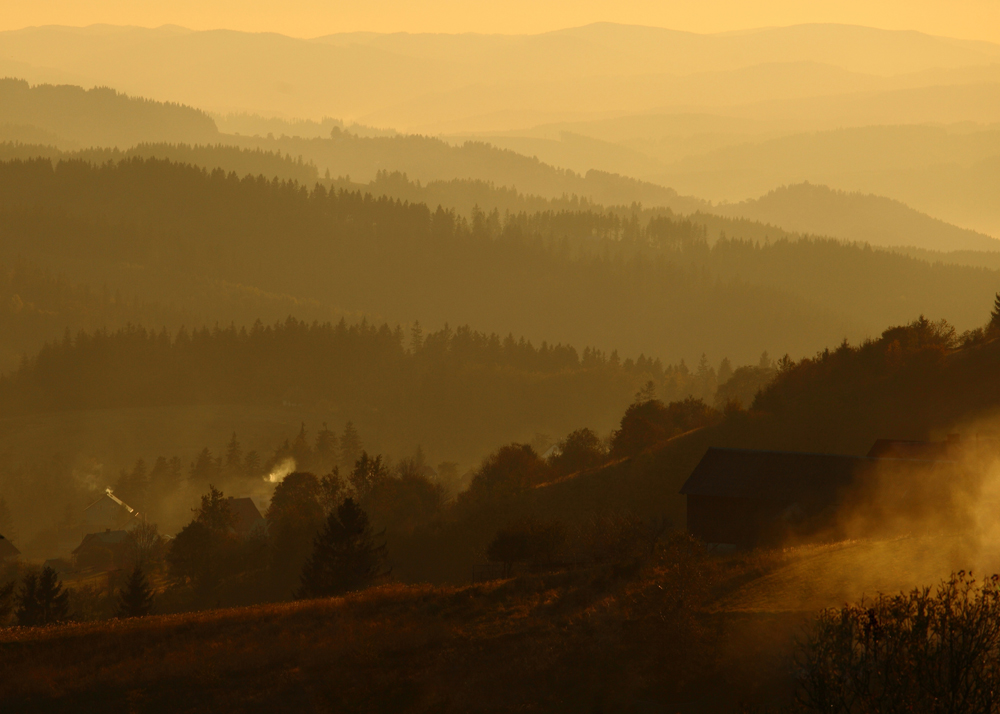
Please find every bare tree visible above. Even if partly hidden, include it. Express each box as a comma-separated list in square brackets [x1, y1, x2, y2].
[125, 520, 161, 570]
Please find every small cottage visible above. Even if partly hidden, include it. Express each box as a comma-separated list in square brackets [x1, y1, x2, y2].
[73, 529, 129, 569]
[83, 489, 140, 530]
[679, 447, 876, 547]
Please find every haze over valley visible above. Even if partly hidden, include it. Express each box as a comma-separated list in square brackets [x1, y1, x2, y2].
[3, 7, 1000, 712]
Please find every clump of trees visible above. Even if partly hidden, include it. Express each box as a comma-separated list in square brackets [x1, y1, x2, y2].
[796, 572, 1000, 713]
[609, 396, 720, 459]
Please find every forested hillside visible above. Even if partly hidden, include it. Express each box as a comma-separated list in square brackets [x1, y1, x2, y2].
[0, 78, 220, 148]
[716, 182, 1000, 252]
[0, 141, 318, 184]
[0, 318, 680, 444]
[2, 156, 998, 365]
[230, 130, 705, 210]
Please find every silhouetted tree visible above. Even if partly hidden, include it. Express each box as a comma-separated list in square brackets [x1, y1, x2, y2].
[166, 485, 237, 589]
[314, 423, 338, 473]
[464, 444, 551, 503]
[291, 423, 312, 470]
[17, 566, 69, 626]
[266, 472, 326, 593]
[224, 432, 244, 477]
[348, 452, 388, 502]
[297, 498, 387, 598]
[339, 422, 363, 471]
[117, 564, 153, 618]
[548, 428, 607, 477]
[990, 292, 1000, 333]
[0, 580, 16, 624]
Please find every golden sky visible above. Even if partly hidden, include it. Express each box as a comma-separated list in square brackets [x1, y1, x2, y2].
[3, 0, 999, 44]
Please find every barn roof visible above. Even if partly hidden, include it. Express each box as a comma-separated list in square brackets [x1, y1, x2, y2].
[866, 439, 958, 461]
[226, 497, 265, 536]
[679, 447, 875, 501]
[0, 534, 20, 559]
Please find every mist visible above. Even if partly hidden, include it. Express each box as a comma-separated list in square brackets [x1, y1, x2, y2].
[2, 7, 1000, 712]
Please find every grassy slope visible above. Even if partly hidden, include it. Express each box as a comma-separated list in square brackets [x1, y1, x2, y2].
[0, 555, 804, 714]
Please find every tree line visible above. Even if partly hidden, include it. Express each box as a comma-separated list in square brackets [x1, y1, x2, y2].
[3, 155, 993, 365]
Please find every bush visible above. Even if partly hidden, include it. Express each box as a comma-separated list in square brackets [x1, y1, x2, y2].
[796, 571, 1000, 713]
[486, 518, 566, 576]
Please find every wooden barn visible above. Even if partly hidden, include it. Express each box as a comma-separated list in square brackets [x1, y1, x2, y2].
[679, 448, 877, 547]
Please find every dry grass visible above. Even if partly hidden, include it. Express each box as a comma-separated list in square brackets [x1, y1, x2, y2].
[0, 549, 802, 713]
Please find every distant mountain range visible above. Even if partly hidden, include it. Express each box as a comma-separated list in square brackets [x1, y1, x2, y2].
[2, 74, 998, 256]
[1, 23, 998, 131]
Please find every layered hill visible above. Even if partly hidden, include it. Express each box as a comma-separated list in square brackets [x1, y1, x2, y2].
[715, 183, 1000, 252]
[6, 156, 1000, 366]
[2, 24, 998, 131]
[0, 77, 219, 148]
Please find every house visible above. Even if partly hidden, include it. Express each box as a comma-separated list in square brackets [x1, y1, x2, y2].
[226, 497, 266, 537]
[83, 489, 140, 530]
[679, 448, 878, 547]
[72, 529, 129, 569]
[0, 534, 20, 561]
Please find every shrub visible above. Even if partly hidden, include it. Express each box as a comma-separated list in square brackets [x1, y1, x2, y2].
[486, 518, 566, 576]
[796, 571, 1000, 713]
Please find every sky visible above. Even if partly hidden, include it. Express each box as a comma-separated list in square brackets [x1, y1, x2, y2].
[3, 0, 1000, 44]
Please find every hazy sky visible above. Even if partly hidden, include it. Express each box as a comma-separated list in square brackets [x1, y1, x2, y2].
[4, 0, 1000, 43]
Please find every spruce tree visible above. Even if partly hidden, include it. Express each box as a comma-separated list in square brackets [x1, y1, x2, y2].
[297, 498, 387, 599]
[17, 566, 69, 626]
[339, 421, 363, 471]
[0, 580, 15, 625]
[117, 564, 154, 618]
[990, 292, 1000, 332]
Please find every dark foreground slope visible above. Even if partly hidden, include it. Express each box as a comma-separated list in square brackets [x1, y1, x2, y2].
[0, 554, 802, 714]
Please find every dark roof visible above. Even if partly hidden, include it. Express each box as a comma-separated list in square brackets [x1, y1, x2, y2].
[680, 447, 875, 501]
[227, 497, 264, 535]
[83, 489, 136, 515]
[72, 529, 129, 554]
[867, 439, 958, 461]
[0, 534, 20, 558]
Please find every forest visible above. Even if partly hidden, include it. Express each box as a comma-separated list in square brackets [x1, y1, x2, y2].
[1, 155, 997, 371]
[2, 12, 1000, 710]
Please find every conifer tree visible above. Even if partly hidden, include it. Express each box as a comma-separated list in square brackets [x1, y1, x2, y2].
[314, 423, 338, 473]
[297, 498, 387, 599]
[339, 421, 363, 470]
[224, 432, 244, 477]
[16, 566, 69, 626]
[990, 292, 1000, 332]
[117, 564, 154, 618]
[291, 423, 312, 469]
[0, 580, 16, 624]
